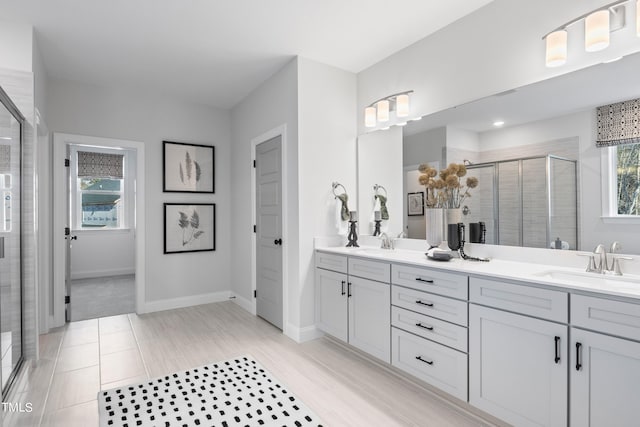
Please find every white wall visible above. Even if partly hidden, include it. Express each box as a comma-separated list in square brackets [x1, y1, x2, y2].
[297, 57, 357, 331]
[70, 231, 135, 279]
[46, 79, 231, 305]
[358, 0, 640, 134]
[230, 59, 299, 319]
[0, 21, 33, 73]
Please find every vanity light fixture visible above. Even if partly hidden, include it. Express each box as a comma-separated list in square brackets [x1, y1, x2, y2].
[543, 0, 633, 67]
[364, 107, 377, 128]
[585, 9, 611, 51]
[637, 0, 640, 36]
[364, 90, 414, 128]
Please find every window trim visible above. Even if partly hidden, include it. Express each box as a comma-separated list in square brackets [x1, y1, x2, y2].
[70, 145, 133, 231]
[600, 145, 640, 224]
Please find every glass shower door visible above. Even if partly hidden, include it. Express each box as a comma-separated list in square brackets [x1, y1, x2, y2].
[0, 87, 23, 396]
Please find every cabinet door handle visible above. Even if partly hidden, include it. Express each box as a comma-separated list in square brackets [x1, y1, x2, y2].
[347, 282, 352, 298]
[341, 280, 345, 296]
[415, 356, 434, 365]
[575, 342, 582, 371]
[415, 277, 434, 284]
[415, 300, 434, 307]
[554, 336, 561, 364]
[415, 322, 434, 331]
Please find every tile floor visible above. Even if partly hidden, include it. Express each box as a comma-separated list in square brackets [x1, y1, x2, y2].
[5, 301, 505, 427]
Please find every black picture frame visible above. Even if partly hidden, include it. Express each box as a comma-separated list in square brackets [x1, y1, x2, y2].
[407, 192, 425, 216]
[164, 203, 216, 254]
[163, 141, 215, 193]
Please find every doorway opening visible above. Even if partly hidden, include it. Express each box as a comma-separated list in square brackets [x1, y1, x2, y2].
[53, 134, 146, 327]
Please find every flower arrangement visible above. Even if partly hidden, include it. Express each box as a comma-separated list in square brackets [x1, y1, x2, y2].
[418, 163, 479, 208]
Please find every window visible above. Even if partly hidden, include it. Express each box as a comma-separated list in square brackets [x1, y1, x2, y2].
[78, 177, 123, 228]
[71, 146, 130, 230]
[615, 143, 640, 215]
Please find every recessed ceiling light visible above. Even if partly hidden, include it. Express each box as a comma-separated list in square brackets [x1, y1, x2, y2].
[493, 120, 505, 127]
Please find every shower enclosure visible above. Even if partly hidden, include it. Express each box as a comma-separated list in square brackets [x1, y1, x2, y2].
[463, 155, 578, 250]
[0, 85, 24, 397]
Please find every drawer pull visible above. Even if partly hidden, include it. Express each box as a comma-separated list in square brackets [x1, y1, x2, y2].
[415, 300, 434, 307]
[415, 277, 434, 284]
[341, 280, 346, 296]
[415, 356, 434, 365]
[575, 342, 582, 371]
[348, 282, 352, 298]
[554, 336, 560, 364]
[415, 322, 434, 331]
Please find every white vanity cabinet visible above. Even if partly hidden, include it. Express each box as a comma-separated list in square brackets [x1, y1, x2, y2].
[315, 252, 391, 363]
[570, 295, 640, 427]
[469, 277, 568, 427]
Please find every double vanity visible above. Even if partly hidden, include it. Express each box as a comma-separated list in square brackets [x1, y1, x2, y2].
[314, 244, 640, 427]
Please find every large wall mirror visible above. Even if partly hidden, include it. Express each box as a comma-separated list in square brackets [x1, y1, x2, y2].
[357, 51, 640, 254]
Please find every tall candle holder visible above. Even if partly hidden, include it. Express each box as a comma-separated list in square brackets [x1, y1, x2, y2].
[346, 211, 359, 247]
[373, 210, 382, 236]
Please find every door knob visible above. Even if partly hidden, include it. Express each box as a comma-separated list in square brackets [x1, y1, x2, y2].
[274, 238, 282, 245]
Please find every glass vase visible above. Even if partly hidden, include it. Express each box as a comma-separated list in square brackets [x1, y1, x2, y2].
[425, 208, 444, 248]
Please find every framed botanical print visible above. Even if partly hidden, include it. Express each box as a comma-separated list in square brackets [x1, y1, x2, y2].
[407, 192, 425, 216]
[163, 141, 214, 193]
[164, 203, 215, 254]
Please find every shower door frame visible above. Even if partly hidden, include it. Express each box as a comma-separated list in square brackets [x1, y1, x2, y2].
[0, 85, 25, 399]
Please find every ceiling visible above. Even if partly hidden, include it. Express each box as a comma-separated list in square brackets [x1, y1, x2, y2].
[404, 51, 640, 136]
[1, 0, 493, 109]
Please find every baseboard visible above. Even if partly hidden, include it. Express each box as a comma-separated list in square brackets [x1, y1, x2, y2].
[230, 293, 255, 315]
[284, 323, 324, 343]
[140, 291, 232, 314]
[71, 268, 135, 280]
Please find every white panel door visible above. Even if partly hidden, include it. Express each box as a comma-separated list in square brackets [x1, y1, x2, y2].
[348, 276, 390, 363]
[315, 268, 348, 342]
[571, 328, 640, 427]
[255, 136, 283, 330]
[469, 304, 567, 427]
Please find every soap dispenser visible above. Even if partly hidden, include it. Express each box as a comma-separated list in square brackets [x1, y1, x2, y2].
[554, 237, 562, 249]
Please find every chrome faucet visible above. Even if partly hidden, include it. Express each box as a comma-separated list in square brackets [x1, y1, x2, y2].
[579, 242, 633, 276]
[380, 232, 393, 250]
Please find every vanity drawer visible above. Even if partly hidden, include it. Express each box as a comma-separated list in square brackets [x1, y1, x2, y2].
[392, 285, 468, 326]
[572, 294, 640, 342]
[392, 327, 468, 401]
[391, 306, 467, 353]
[469, 277, 568, 323]
[348, 257, 390, 283]
[315, 251, 347, 274]
[392, 264, 468, 300]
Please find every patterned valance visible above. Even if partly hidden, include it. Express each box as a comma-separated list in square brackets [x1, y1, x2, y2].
[596, 98, 640, 147]
[78, 151, 124, 178]
[0, 145, 9, 173]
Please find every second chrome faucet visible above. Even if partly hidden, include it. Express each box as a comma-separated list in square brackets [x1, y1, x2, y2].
[579, 242, 633, 276]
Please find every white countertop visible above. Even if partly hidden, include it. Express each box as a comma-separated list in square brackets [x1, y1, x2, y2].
[315, 245, 640, 302]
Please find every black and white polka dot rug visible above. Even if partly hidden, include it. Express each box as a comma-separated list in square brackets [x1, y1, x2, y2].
[98, 355, 323, 427]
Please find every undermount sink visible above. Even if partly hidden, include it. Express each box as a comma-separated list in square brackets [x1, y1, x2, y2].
[534, 269, 640, 289]
[352, 247, 397, 255]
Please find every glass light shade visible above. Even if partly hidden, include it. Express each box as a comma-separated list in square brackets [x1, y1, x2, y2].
[377, 99, 390, 122]
[585, 10, 610, 52]
[545, 30, 568, 67]
[364, 107, 376, 127]
[637, 0, 639, 37]
[396, 94, 410, 117]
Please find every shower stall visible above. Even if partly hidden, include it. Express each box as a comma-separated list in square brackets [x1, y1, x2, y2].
[463, 155, 578, 250]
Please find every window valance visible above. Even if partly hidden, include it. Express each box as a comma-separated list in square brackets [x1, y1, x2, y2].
[78, 151, 124, 178]
[596, 98, 640, 147]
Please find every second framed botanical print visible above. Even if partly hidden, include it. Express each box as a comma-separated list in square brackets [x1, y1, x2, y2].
[164, 203, 216, 254]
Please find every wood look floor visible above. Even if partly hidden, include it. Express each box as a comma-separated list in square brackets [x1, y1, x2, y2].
[6, 301, 503, 427]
